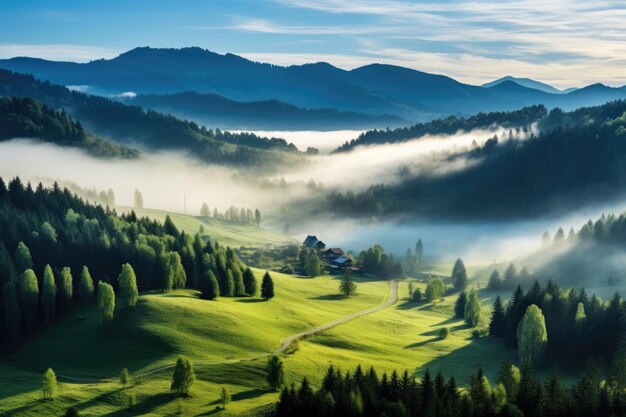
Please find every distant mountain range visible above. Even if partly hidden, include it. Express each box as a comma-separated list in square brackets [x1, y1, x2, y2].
[125, 92, 407, 130]
[1, 47, 625, 125]
[481, 76, 567, 94]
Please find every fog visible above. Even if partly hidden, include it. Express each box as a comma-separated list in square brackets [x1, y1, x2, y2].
[0, 130, 619, 269]
[232, 130, 364, 154]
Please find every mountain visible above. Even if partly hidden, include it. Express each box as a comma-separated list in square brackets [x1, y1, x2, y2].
[3, 47, 626, 123]
[482, 76, 563, 94]
[0, 69, 306, 167]
[126, 92, 407, 130]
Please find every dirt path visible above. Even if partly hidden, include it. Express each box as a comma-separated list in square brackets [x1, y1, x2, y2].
[7, 280, 398, 383]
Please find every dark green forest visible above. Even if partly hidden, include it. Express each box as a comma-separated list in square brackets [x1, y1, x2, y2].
[0, 97, 138, 158]
[323, 101, 626, 219]
[0, 177, 261, 350]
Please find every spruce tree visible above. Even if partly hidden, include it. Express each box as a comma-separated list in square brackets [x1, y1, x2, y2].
[59, 267, 73, 311]
[206, 270, 220, 300]
[242, 267, 257, 296]
[3, 280, 21, 346]
[41, 265, 57, 324]
[340, 273, 358, 297]
[118, 263, 139, 308]
[451, 258, 468, 291]
[415, 239, 424, 267]
[232, 266, 246, 296]
[487, 270, 502, 291]
[267, 355, 285, 390]
[489, 296, 506, 337]
[454, 292, 467, 318]
[14, 241, 33, 272]
[464, 290, 481, 327]
[261, 271, 275, 300]
[223, 269, 235, 296]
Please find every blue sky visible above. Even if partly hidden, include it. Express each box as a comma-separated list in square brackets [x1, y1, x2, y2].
[1, 0, 625, 88]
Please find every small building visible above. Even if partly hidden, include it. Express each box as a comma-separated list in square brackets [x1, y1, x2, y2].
[303, 235, 319, 248]
[324, 248, 345, 261]
[332, 256, 353, 268]
[315, 240, 326, 251]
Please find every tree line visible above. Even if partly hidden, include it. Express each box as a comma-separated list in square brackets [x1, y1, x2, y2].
[275, 360, 626, 417]
[200, 203, 261, 225]
[0, 177, 275, 351]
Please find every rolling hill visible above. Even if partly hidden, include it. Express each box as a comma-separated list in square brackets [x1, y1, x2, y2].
[2, 47, 626, 122]
[482, 76, 564, 94]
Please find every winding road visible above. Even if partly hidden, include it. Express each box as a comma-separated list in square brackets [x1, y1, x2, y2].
[6, 280, 398, 383]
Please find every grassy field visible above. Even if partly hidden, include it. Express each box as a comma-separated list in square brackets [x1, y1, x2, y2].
[117, 206, 292, 248]
[0, 275, 519, 417]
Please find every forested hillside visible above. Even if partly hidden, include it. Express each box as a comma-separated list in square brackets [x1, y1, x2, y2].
[129, 92, 406, 131]
[0, 97, 138, 158]
[334, 105, 548, 152]
[0, 70, 306, 166]
[0, 177, 260, 351]
[322, 101, 626, 219]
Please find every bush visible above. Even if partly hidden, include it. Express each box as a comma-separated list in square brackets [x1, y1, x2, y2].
[63, 408, 80, 417]
[412, 288, 422, 302]
[439, 327, 450, 339]
[281, 264, 294, 274]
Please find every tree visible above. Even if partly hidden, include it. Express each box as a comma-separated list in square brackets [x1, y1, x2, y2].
[415, 239, 424, 267]
[220, 386, 231, 409]
[243, 267, 257, 296]
[267, 355, 285, 390]
[487, 270, 502, 291]
[464, 290, 482, 327]
[408, 281, 414, 297]
[412, 288, 422, 302]
[19, 269, 39, 332]
[454, 291, 467, 318]
[261, 271, 275, 300]
[63, 407, 80, 417]
[255, 208, 262, 226]
[97, 281, 115, 323]
[134, 189, 143, 209]
[340, 273, 358, 297]
[517, 304, 548, 367]
[41, 265, 57, 324]
[171, 355, 195, 396]
[451, 258, 468, 291]
[42, 368, 58, 400]
[118, 263, 139, 308]
[3, 280, 21, 346]
[14, 241, 33, 272]
[305, 253, 322, 277]
[120, 368, 131, 388]
[497, 361, 521, 402]
[200, 202, 210, 216]
[78, 266, 95, 302]
[59, 267, 73, 311]
[489, 296, 506, 337]
[553, 227, 565, 243]
[425, 278, 444, 302]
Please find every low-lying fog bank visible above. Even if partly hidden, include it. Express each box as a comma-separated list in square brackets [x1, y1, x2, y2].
[231, 130, 365, 154]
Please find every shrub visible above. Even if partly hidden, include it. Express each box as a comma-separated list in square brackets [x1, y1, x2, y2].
[439, 327, 450, 339]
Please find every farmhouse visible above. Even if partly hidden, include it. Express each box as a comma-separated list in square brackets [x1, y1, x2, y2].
[303, 235, 319, 247]
[324, 247, 345, 261]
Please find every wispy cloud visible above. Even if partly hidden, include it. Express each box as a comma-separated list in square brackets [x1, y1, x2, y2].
[0, 44, 120, 62]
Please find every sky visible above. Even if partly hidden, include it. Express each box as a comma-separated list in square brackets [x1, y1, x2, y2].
[0, 0, 625, 89]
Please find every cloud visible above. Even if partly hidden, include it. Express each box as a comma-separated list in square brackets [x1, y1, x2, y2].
[0, 44, 120, 62]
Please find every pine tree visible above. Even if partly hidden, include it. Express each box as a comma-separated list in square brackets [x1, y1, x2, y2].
[163, 215, 179, 237]
[267, 355, 285, 391]
[3, 280, 21, 346]
[118, 263, 139, 308]
[171, 355, 195, 396]
[242, 267, 257, 296]
[224, 269, 235, 296]
[415, 239, 424, 267]
[454, 292, 467, 318]
[41, 265, 57, 324]
[412, 287, 422, 302]
[489, 296, 506, 336]
[451, 258, 468, 291]
[78, 266, 95, 302]
[42, 368, 58, 400]
[487, 270, 502, 290]
[232, 266, 246, 296]
[261, 271, 275, 300]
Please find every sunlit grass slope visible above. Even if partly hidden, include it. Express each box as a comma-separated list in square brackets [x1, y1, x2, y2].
[117, 206, 291, 248]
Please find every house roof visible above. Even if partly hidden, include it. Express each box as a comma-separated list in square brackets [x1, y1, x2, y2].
[326, 248, 345, 255]
[333, 257, 350, 264]
[303, 235, 318, 246]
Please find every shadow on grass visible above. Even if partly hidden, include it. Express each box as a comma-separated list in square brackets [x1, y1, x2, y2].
[236, 298, 267, 303]
[420, 324, 467, 337]
[0, 400, 39, 417]
[432, 316, 461, 327]
[397, 300, 421, 310]
[101, 392, 174, 417]
[309, 294, 345, 301]
[404, 338, 440, 349]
